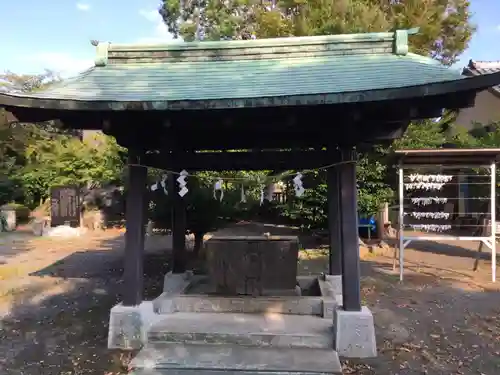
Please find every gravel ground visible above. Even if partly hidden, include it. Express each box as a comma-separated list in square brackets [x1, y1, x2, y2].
[0, 225, 498, 375]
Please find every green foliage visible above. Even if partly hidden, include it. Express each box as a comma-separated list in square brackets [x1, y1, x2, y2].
[156, 0, 476, 230]
[159, 0, 475, 65]
[0, 72, 125, 208]
[148, 170, 269, 233]
[393, 120, 449, 150]
[356, 150, 394, 215]
[0, 1, 481, 233]
[279, 171, 327, 229]
[15, 133, 125, 207]
[279, 151, 393, 230]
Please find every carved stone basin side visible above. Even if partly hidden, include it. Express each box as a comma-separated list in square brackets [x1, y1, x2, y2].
[205, 236, 300, 296]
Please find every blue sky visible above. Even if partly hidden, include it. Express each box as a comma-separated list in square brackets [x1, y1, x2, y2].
[0, 0, 499, 77]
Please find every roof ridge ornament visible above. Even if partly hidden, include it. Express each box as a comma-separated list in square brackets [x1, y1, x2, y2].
[93, 41, 110, 67]
[394, 27, 419, 56]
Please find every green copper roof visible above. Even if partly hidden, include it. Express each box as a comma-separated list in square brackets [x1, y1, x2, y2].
[2, 28, 500, 111]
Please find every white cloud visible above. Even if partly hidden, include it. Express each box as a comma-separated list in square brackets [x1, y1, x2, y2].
[138, 8, 176, 44]
[139, 9, 159, 22]
[25, 52, 94, 78]
[76, 2, 91, 11]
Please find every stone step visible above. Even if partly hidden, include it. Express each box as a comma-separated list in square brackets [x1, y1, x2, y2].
[148, 312, 333, 349]
[131, 371, 339, 375]
[153, 294, 324, 316]
[129, 343, 342, 374]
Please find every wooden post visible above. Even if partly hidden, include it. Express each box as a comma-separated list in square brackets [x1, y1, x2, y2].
[123, 151, 147, 306]
[376, 202, 389, 239]
[168, 172, 187, 273]
[327, 166, 342, 276]
[339, 148, 362, 311]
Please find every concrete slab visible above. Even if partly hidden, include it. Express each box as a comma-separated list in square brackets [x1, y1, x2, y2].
[148, 312, 333, 349]
[154, 295, 323, 316]
[130, 343, 342, 374]
[333, 306, 377, 358]
[107, 302, 163, 350]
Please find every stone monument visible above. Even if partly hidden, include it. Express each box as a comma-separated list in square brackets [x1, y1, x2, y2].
[50, 185, 81, 227]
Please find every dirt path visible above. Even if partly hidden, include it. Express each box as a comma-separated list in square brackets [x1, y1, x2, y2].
[0, 230, 171, 375]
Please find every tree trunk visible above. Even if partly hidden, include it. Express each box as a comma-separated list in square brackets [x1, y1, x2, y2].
[193, 231, 204, 257]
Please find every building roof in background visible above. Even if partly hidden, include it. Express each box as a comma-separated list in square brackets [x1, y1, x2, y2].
[463, 60, 500, 98]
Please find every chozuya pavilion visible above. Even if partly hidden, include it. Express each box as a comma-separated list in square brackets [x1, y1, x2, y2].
[2, 28, 500, 374]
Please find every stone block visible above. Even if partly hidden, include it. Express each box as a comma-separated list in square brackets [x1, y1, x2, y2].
[325, 275, 343, 296]
[153, 295, 324, 316]
[108, 302, 162, 349]
[130, 344, 342, 374]
[333, 306, 377, 358]
[318, 274, 342, 298]
[322, 298, 335, 319]
[162, 271, 193, 295]
[147, 312, 334, 349]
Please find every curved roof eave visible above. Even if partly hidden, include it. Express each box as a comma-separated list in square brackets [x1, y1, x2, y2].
[1, 71, 500, 119]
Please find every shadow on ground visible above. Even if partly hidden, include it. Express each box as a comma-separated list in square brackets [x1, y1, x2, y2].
[387, 237, 489, 260]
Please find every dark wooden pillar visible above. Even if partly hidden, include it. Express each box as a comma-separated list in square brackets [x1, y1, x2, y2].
[168, 172, 187, 273]
[327, 166, 342, 275]
[339, 148, 362, 311]
[123, 151, 147, 306]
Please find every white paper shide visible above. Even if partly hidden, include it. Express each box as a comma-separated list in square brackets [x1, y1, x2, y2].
[407, 174, 452, 233]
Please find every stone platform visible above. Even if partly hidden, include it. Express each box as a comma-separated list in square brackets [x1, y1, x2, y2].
[147, 312, 333, 348]
[130, 344, 342, 374]
[130, 312, 342, 374]
[109, 272, 376, 374]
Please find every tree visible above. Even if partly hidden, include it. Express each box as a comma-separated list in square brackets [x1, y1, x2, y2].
[0, 70, 60, 93]
[148, 169, 269, 257]
[0, 71, 95, 206]
[156, 0, 476, 232]
[159, 0, 475, 65]
[16, 133, 125, 207]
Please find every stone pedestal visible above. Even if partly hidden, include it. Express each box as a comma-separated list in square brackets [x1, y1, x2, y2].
[206, 236, 299, 296]
[333, 306, 377, 358]
[318, 274, 343, 297]
[108, 302, 162, 349]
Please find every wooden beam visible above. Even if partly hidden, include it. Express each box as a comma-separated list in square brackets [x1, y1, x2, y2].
[142, 150, 339, 171]
[112, 120, 410, 152]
